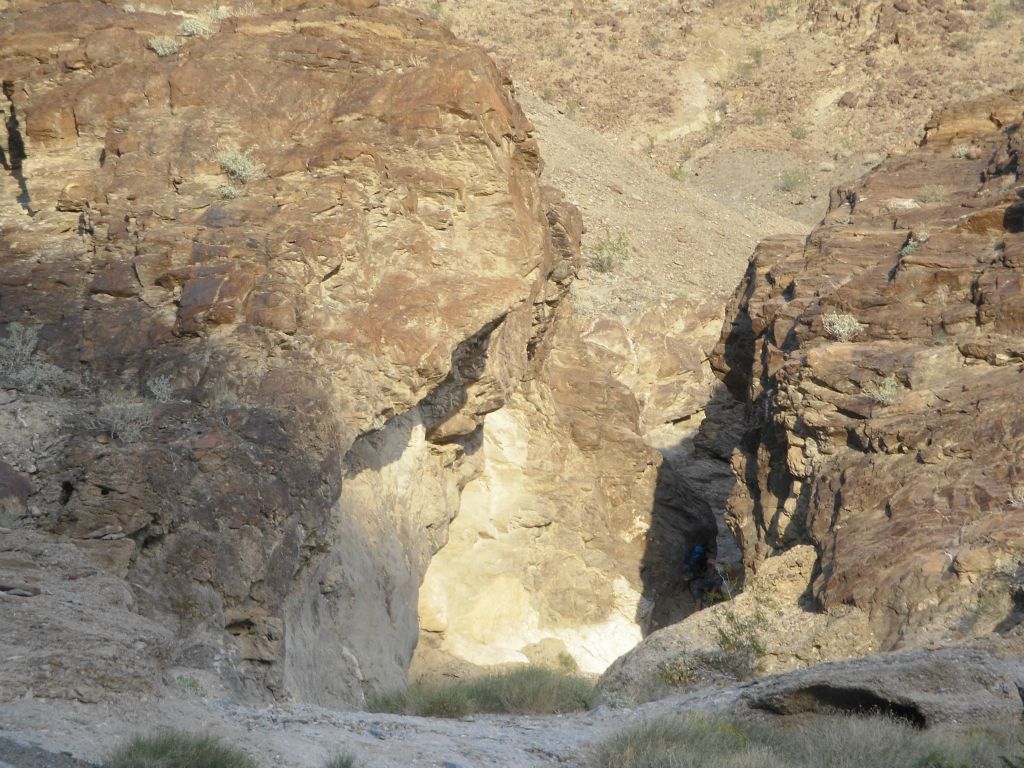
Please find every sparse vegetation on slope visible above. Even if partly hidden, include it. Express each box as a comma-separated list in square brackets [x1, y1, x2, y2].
[105, 730, 257, 768]
[369, 665, 596, 718]
[589, 713, 1022, 768]
[323, 753, 360, 768]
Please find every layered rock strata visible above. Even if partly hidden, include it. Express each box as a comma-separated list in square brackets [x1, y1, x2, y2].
[0, 0, 657, 704]
[714, 91, 1024, 647]
[599, 91, 1024, 701]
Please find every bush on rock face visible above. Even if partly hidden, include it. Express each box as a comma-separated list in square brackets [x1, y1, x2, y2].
[105, 730, 257, 768]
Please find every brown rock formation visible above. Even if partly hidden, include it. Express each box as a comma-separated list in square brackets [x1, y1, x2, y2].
[0, 0, 657, 704]
[713, 91, 1024, 649]
[598, 92, 1024, 703]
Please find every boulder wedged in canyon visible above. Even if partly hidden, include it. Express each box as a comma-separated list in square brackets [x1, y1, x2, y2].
[0, 0, 657, 706]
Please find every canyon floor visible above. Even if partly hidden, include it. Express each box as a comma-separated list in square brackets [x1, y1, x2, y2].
[0, 687, 735, 768]
[2, 0, 1024, 766]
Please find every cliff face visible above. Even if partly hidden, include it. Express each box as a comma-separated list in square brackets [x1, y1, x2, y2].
[598, 92, 1024, 703]
[714, 91, 1024, 648]
[0, 0, 657, 705]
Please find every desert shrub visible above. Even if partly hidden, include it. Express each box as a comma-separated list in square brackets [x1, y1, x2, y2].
[369, 684, 472, 718]
[105, 730, 256, 768]
[656, 654, 701, 687]
[918, 185, 949, 203]
[148, 36, 179, 56]
[218, 149, 263, 184]
[1008, 487, 1024, 508]
[0, 323, 39, 363]
[369, 665, 595, 718]
[147, 375, 173, 402]
[175, 675, 208, 698]
[900, 233, 928, 257]
[0, 323, 72, 394]
[588, 712, 1019, 768]
[586, 230, 631, 273]
[775, 171, 802, 193]
[557, 650, 579, 672]
[177, 17, 210, 36]
[123, 3, 136, 11]
[465, 665, 596, 714]
[864, 374, 903, 406]
[951, 144, 971, 159]
[709, 603, 769, 680]
[93, 390, 153, 442]
[822, 312, 864, 342]
[323, 753, 359, 768]
[658, 648, 763, 689]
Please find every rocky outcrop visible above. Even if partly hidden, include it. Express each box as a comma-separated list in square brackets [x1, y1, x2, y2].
[713, 91, 1024, 649]
[741, 647, 1024, 727]
[598, 91, 1024, 702]
[415, 314, 660, 675]
[578, 298, 744, 630]
[0, 0, 658, 705]
[598, 544, 877, 703]
[0, 528, 174, 703]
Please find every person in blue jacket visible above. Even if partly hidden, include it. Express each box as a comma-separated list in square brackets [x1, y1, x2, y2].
[681, 543, 723, 610]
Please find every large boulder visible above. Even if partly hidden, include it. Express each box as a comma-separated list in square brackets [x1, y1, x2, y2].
[741, 647, 1024, 728]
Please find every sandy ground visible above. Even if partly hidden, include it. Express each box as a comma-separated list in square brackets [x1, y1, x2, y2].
[0, 685, 744, 768]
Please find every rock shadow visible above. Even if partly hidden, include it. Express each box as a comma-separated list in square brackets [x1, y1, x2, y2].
[1, 81, 33, 215]
[640, 382, 746, 633]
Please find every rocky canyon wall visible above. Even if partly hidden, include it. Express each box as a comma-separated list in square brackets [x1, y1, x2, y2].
[0, 0, 657, 705]
[713, 91, 1024, 648]
[599, 91, 1024, 702]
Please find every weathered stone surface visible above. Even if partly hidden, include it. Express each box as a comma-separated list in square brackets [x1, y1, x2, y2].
[415, 312, 660, 674]
[0, 0, 657, 705]
[598, 545, 878, 703]
[0, 529, 174, 703]
[741, 647, 1024, 727]
[712, 91, 1024, 650]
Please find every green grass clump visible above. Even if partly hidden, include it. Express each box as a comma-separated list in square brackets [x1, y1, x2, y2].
[105, 730, 256, 768]
[369, 665, 596, 718]
[323, 753, 359, 768]
[588, 713, 1020, 768]
[586, 230, 631, 273]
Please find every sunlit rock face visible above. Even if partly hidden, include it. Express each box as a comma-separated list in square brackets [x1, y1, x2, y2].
[417, 314, 660, 675]
[0, 0, 663, 704]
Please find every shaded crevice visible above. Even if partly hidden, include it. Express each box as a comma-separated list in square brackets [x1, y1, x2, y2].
[1, 81, 33, 215]
[751, 684, 928, 728]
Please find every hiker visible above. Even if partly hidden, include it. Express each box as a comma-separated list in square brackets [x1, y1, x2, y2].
[681, 543, 723, 611]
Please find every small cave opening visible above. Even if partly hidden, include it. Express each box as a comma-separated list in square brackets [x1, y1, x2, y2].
[755, 684, 928, 729]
